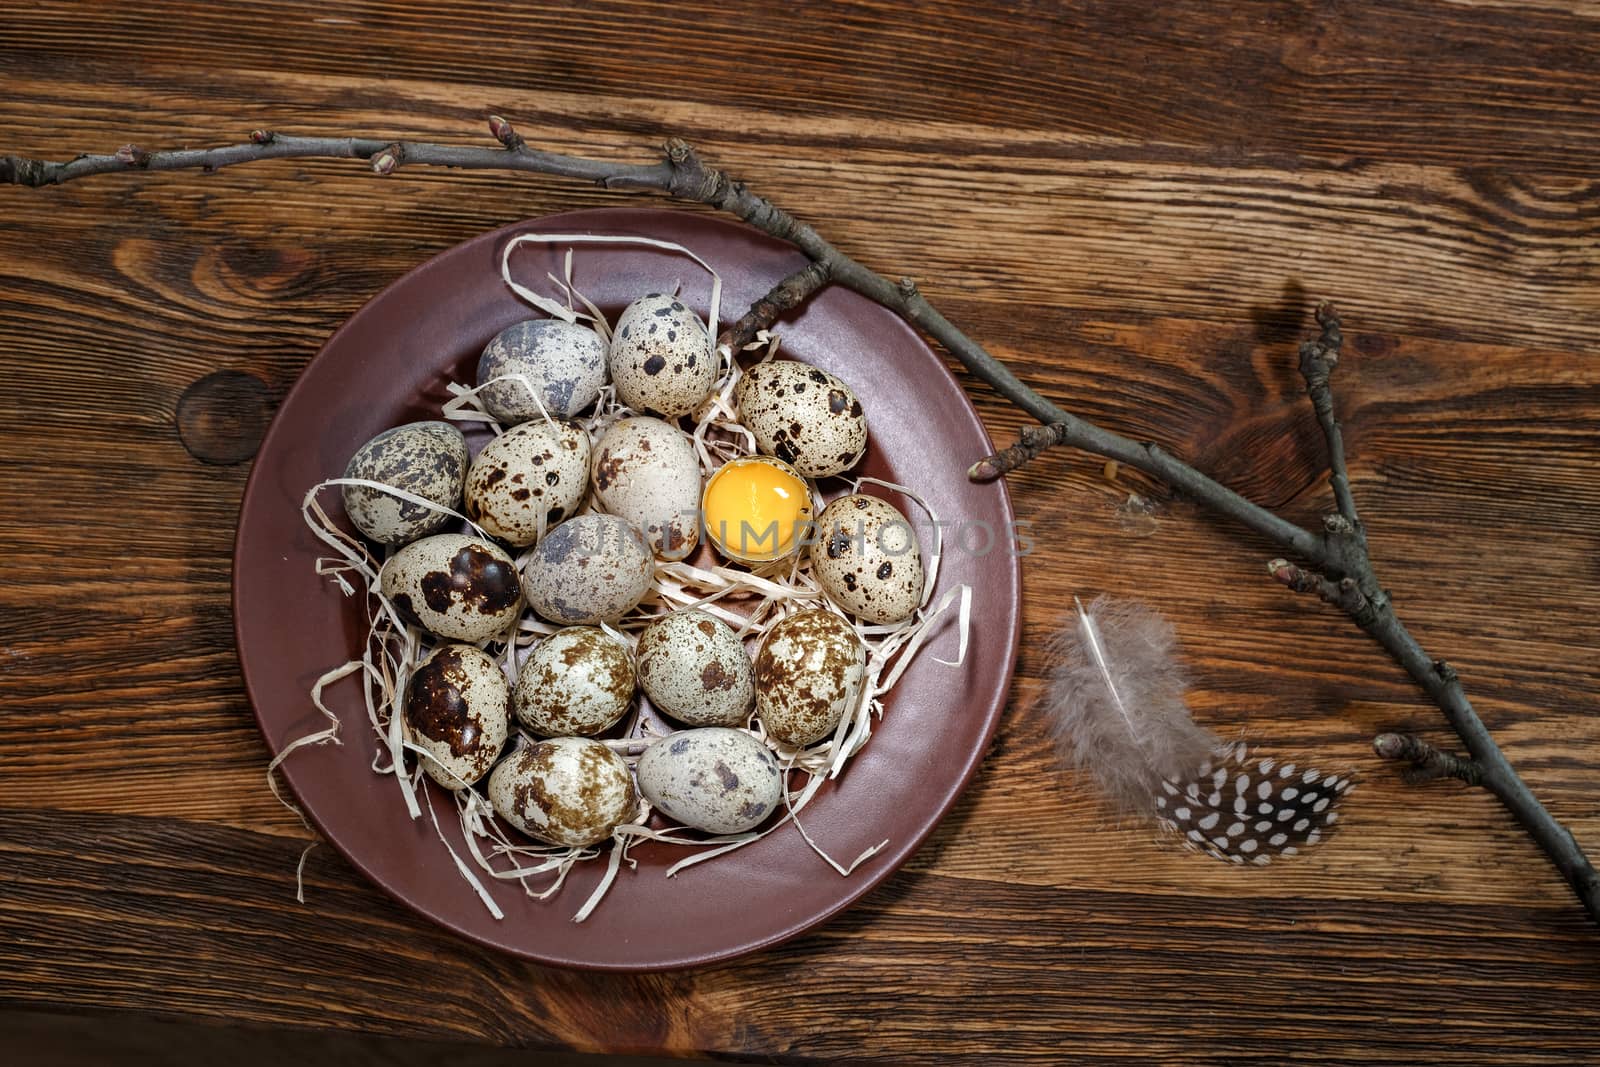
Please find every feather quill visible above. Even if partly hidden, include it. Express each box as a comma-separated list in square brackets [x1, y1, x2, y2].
[1045, 595, 1352, 865]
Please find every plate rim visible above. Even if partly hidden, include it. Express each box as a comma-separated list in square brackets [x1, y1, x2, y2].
[232, 206, 1021, 970]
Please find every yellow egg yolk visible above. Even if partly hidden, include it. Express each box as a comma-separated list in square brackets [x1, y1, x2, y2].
[703, 456, 813, 563]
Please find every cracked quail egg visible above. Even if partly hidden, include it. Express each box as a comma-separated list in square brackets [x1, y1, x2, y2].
[636, 727, 783, 834]
[464, 419, 590, 547]
[735, 359, 867, 478]
[381, 532, 523, 641]
[476, 318, 607, 422]
[811, 494, 924, 625]
[403, 644, 510, 789]
[591, 416, 702, 560]
[519, 513, 655, 625]
[636, 610, 755, 727]
[701, 455, 813, 565]
[608, 293, 717, 417]
[341, 421, 468, 545]
[512, 626, 636, 737]
[754, 609, 867, 747]
[487, 737, 637, 847]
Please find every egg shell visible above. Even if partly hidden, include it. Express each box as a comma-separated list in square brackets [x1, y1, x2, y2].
[607, 293, 717, 417]
[636, 611, 755, 727]
[519, 513, 654, 625]
[381, 533, 523, 641]
[403, 644, 510, 788]
[754, 609, 867, 747]
[810, 494, 925, 625]
[487, 737, 637, 847]
[513, 627, 635, 737]
[591, 417, 702, 560]
[476, 318, 607, 422]
[734, 360, 868, 478]
[636, 728, 783, 834]
[464, 419, 590, 547]
[341, 421, 468, 545]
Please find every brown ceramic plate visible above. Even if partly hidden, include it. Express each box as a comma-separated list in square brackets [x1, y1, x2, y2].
[234, 208, 1020, 970]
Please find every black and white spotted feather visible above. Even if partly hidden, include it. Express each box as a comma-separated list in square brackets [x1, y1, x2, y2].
[1154, 742, 1352, 866]
[1046, 595, 1351, 866]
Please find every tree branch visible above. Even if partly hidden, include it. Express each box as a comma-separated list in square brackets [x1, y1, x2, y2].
[7, 117, 1595, 925]
[1276, 313, 1600, 923]
[1374, 733, 1485, 786]
[1299, 302, 1359, 524]
[0, 130, 675, 189]
[1362, 616, 1600, 922]
[1267, 558, 1378, 626]
[716, 259, 832, 354]
[967, 422, 1069, 481]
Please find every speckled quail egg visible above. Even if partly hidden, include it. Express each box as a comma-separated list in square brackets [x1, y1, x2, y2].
[512, 627, 635, 737]
[463, 419, 590, 547]
[519, 514, 654, 625]
[476, 318, 607, 422]
[487, 737, 637, 847]
[754, 609, 867, 747]
[810, 494, 925, 625]
[341, 421, 468, 545]
[590, 417, 702, 560]
[636, 610, 755, 727]
[636, 728, 783, 834]
[608, 293, 717, 417]
[735, 359, 868, 478]
[403, 644, 509, 789]
[381, 533, 523, 641]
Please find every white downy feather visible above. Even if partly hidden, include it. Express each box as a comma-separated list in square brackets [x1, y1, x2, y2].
[1046, 596, 1217, 815]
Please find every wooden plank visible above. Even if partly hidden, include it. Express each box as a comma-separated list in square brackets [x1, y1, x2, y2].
[2, 810, 1598, 1064]
[0, 69, 1596, 357]
[3, 0, 1599, 174]
[6, 1008, 704, 1067]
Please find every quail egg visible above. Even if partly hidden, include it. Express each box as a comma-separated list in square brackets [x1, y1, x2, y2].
[476, 318, 607, 422]
[754, 609, 867, 747]
[735, 359, 867, 478]
[636, 728, 783, 834]
[381, 533, 523, 641]
[403, 644, 509, 789]
[590, 416, 702, 560]
[519, 514, 654, 625]
[608, 293, 716, 417]
[512, 627, 635, 737]
[487, 737, 637, 847]
[811, 494, 925, 625]
[341, 421, 468, 545]
[464, 419, 590, 547]
[636, 610, 755, 727]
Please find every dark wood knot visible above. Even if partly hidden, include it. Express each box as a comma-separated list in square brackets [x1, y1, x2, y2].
[176, 370, 273, 465]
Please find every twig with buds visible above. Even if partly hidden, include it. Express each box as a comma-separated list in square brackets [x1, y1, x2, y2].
[1374, 733, 1485, 787]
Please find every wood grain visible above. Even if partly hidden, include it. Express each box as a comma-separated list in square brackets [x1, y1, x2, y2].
[8, 1009, 694, 1067]
[4, 810, 1599, 1064]
[1, 1, 1598, 1062]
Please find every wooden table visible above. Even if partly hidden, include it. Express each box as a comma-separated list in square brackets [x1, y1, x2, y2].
[3, 2, 1598, 1062]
